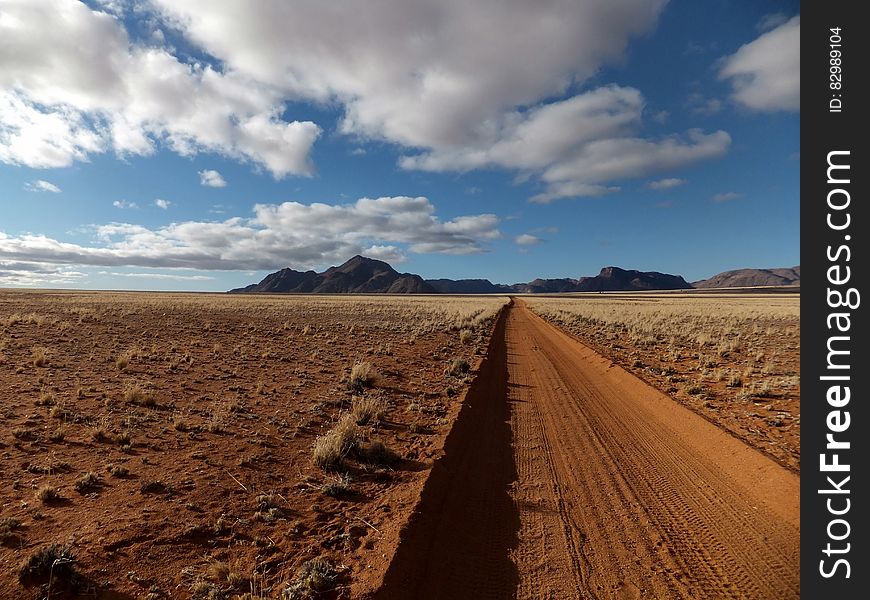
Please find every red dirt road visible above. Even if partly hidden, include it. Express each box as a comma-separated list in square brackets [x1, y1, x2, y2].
[373, 300, 799, 599]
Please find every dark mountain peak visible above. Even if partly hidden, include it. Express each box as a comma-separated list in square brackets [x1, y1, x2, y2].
[230, 255, 434, 294]
[231, 259, 692, 295]
[578, 267, 691, 291]
[692, 266, 801, 289]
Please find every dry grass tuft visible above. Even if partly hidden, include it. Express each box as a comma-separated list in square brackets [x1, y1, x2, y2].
[36, 485, 61, 504]
[18, 544, 76, 583]
[445, 357, 470, 378]
[312, 415, 360, 470]
[32, 346, 49, 367]
[347, 361, 378, 392]
[73, 471, 101, 493]
[281, 557, 340, 600]
[124, 382, 154, 406]
[351, 395, 386, 425]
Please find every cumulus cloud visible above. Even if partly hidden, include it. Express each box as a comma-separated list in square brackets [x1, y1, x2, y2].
[24, 179, 62, 193]
[401, 86, 729, 202]
[113, 200, 138, 209]
[531, 129, 730, 203]
[0, 0, 319, 177]
[515, 234, 542, 247]
[0, 196, 501, 273]
[98, 271, 214, 281]
[719, 16, 800, 111]
[646, 178, 686, 191]
[151, 0, 666, 148]
[712, 192, 742, 203]
[0, 260, 86, 286]
[155, 198, 171, 209]
[199, 169, 227, 187]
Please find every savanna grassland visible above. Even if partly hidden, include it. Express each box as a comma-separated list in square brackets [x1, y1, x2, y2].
[0, 290, 507, 599]
[525, 293, 800, 471]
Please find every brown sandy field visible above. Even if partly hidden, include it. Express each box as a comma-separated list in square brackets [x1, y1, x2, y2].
[0, 289, 798, 599]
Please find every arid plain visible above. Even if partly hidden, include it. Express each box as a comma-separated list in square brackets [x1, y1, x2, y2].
[0, 289, 798, 599]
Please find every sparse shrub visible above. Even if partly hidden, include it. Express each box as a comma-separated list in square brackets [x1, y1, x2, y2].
[92, 421, 112, 443]
[351, 396, 386, 425]
[684, 383, 704, 396]
[36, 485, 61, 503]
[445, 357, 470, 378]
[459, 328, 474, 344]
[172, 416, 189, 432]
[116, 350, 132, 370]
[726, 375, 743, 388]
[282, 557, 340, 600]
[108, 464, 129, 478]
[347, 361, 378, 392]
[73, 472, 101, 493]
[0, 517, 22, 544]
[140, 480, 166, 494]
[124, 382, 154, 406]
[12, 427, 35, 441]
[312, 415, 360, 470]
[321, 474, 353, 498]
[358, 439, 398, 466]
[18, 544, 76, 583]
[32, 346, 49, 367]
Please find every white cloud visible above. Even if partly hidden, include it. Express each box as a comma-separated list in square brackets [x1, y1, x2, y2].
[757, 12, 789, 31]
[646, 178, 686, 191]
[0, 260, 87, 286]
[99, 271, 214, 281]
[515, 234, 542, 246]
[113, 200, 139, 209]
[686, 93, 722, 115]
[151, 0, 666, 149]
[0, 0, 319, 177]
[155, 198, 171, 209]
[24, 179, 62, 193]
[401, 86, 729, 202]
[712, 192, 742, 203]
[719, 16, 800, 112]
[199, 169, 227, 187]
[0, 196, 501, 272]
[532, 129, 730, 203]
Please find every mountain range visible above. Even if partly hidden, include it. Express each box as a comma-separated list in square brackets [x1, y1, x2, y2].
[691, 266, 800, 288]
[230, 256, 704, 294]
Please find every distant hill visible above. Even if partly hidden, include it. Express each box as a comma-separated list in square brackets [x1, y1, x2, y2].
[230, 255, 435, 294]
[692, 266, 800, 289]
[231, 258, 693, 294]
[573, 267, 691, 292]
[426, 279, 512, 294]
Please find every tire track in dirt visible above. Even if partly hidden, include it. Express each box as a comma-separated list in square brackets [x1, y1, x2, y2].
[372, 300, 799, 599]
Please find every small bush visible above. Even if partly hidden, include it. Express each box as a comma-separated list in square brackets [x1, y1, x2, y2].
[282, 558, 339, 599]
[0, 517, 22, 544]
[445, 357, 470, 378]
[358, 439, 398, 466]
[108, 464, 129, 478]
[73, 472, 101, 493]
[347, 361, 378, 392]
[124, 382, 154, 406]
[36, 485, 61, 503]
[18, 544, 76, 583]
[321, 474, 353, 498]
[140, 480, 167, 494]
[459, 328, 474, 344]
[312, 415, 360, 470]
[350, 396, 386, 425]
[32, 346, 49, 367]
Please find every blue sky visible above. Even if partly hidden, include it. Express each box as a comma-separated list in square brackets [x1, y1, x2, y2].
[0, 0, 799, 290]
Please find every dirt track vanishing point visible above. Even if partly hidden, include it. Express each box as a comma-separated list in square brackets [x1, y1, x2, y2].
[375, 299, 799, 600]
